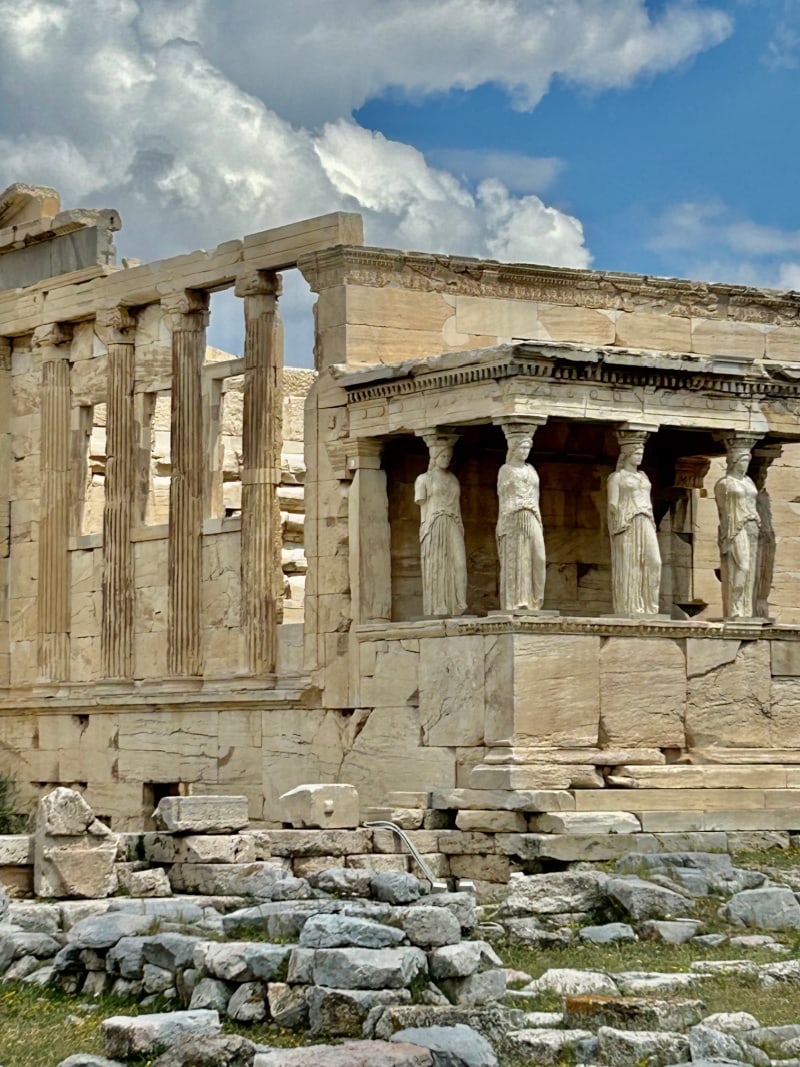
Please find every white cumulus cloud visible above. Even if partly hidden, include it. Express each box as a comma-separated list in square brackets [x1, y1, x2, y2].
[0, 0, 733, 359]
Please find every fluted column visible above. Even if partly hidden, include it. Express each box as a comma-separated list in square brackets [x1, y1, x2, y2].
[163, 290, 209, 676]
[35, 322, 73, 681]
[98, 307, 137, 679]
[235, 270, 283, 675]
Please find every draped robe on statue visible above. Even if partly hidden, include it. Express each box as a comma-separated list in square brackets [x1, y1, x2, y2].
[608, 469, 661, 616]
[496, 462, 544, 610]
[414, 467, 467, 616]
[716, 474, 760, 618]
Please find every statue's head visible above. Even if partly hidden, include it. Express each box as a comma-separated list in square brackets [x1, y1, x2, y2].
[616, 429, 649, 471]
[422, 431, 459, 470]
[726, 445, 751, 477]
[506, 431, 533, 464]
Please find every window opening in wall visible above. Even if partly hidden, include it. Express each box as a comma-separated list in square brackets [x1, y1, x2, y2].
[72, 404, 107, 537]
[206, 288, 243, 361]
[142, 781, 185, 830]
[220, 374, 243, 518]
[139, 389, 172, 527]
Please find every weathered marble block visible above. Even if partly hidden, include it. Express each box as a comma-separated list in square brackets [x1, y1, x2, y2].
[279, 784, 360, 829]
[153, 795, 249, 834]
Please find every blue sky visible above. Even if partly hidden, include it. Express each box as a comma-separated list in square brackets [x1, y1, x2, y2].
[0, 0, 797, 362]
[358, 0, 800, 286]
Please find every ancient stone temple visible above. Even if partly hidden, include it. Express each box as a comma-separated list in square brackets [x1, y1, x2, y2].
[4, 182, 800, 844]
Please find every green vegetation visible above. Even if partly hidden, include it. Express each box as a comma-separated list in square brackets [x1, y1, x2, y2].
[0, 771, 27, 833]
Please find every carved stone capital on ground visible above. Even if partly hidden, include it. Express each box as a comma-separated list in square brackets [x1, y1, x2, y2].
[31, 321, 72, 354]
[160, 288, 210, 331]
[234, 269, 282, 299]
[96, 305, 137, 346]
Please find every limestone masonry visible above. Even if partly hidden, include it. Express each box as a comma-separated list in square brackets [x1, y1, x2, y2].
[5, 181, 800, 868]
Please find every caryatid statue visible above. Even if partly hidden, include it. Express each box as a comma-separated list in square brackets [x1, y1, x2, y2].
[751, 444, 782, 620]
[414, 431, 467, 617]
[496, 421, 546, 611]
[607, 429, 662, 616]
[715, 434, 761, 619]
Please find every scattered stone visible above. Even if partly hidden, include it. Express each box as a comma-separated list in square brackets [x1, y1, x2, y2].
[312, 946, 427, 990]
[597, 1025, 690, 1067]
[640, 919, 703, 944]
[503, 918, 572, 948]
[391, 1024, 498, 1066]
[497, 870, 608, 917]
[606, 876, 694, 920]
[372, 872, 424, 905]
[579, 923, 636, 944]
[723, 887, 800, 930]
[504, 1028, 594, 1066]
[55, 1057, 126, 1067]
[267, 981, 308, 1028]
[306, 986, 412, 1038]
[527, 968, 620, 997]
[309, 867, 373, 897]
[299, 914, 405, 950]
[226, 981, 267, 1022]
[429, 942, 502, 980]
[67, 913, 155, 950]
[195, 942, 291, 983]
[402, 906, 461, 949]
[116, 868, 172, 898]
[101, 1009, 222, 1058]
[563, 994, 705, 1032]
[254, 1041, 433, 1066]
[689, 1022, 770, 1066]
[438, 969, 506, 1007]
[702, 1011, 760, 1033]
[150, 1033, 257, 1067]
[189, 977, 232, 1013]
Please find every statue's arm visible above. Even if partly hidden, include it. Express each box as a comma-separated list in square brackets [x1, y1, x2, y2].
[414, 473, 427, 505]
[607, 472, 622, 535]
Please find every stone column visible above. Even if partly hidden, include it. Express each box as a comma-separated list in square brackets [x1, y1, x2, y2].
[347, 439, 391, 624]
[751, 442, 782, 620]
[98, 307, 137, 679]
[668, 456, 711, 616]
[35, 322, 73, 681]
[0, 338, 10, 685]
[235, 271, 283, 675]
[162, 290, 209, 677]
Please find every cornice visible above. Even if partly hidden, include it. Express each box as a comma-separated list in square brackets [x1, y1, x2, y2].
[300, 245, 800, 324]
[342, 344, 800, 406]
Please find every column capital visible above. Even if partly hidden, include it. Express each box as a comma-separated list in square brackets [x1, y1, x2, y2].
[234, 269, 282, 299]
[96, 305, 137, 345]
[715, 430, 763, 454]
[493, 415, 547, 432]
[346, 437, 384, 472]
[32, 321, 72, 354]
[160, 289, 210, 330]
[616, 424, 655, 449]
[673, 455, 711, 490]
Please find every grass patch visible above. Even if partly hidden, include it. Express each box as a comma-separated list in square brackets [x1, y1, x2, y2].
[0, 984, 149, 1067]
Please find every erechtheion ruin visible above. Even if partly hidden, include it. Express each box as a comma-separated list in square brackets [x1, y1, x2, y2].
[5, 180, 800, 859]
